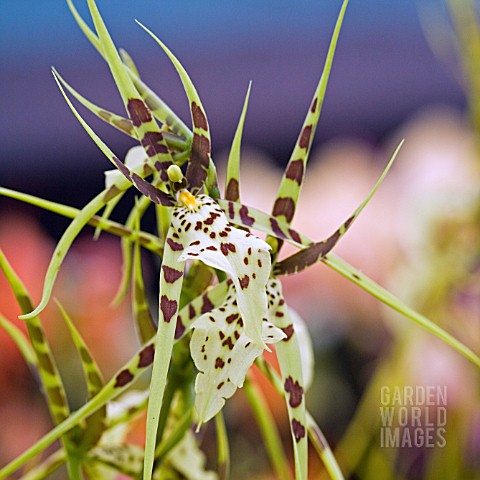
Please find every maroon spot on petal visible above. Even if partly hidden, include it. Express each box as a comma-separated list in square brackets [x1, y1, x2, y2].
[239, 205, 255, 226]
[138, 344, 155, 368]
[195, 221, 203, 231]
[272, 197, 295, 223]
[270, 218, 287, 239]
[219, 331, 225, 340]
[217, 381, 225, 390]
[210, 232, 216, 239]
[201, 294, 214, 314]
[299, 125, 312, 150]
[127, 98, 152, 127]
[243, 257, 249, 265]
[285, 376, 304, 408]
[275, 311, 284, 317]
[239, 275, 250, 289]
[215, 357, 225, 369]
[285, 159, 304, 185]
[191, 101, 208, 131]
[206, 245, 217, 251]
[257, 259, 263, 268]
[291, 419, 306, 442]
[311, 98, 318, 113]
[160, 295, 178, 323]
[226, 313, 239, 324]
[114, 369, 134, 388]
[190, 240, 201, 246]
[222, 337, 234, 350]
[225, 178, 240, 201]
[162, 265, 183, 283]
[281, 324, 294, 341]
[167, 238, 184, 251]
[234, 330, 240, 340]
[175, 316, 186, 339]
[219, 230, 228, 237]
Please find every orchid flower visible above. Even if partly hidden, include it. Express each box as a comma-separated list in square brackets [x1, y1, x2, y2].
[3, 2, 480, 480]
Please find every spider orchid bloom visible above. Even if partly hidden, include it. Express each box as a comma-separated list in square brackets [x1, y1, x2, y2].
[108, 152, 278, 350]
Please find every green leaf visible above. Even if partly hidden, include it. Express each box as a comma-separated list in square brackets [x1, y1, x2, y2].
[0, 284, 228, 478]
[0, 313, 37, 369]
[56, 301, 107, 450]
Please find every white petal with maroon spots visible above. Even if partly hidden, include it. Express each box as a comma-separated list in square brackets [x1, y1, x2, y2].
[172, 194, 271, 348]
[190, 289, 284, 423]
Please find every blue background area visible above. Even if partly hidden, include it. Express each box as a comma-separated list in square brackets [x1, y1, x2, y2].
[0, 0, 464, 200]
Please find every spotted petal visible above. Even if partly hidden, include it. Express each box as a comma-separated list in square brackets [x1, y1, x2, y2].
[191, 288, 284, 423]
[171, 194, 271, 348]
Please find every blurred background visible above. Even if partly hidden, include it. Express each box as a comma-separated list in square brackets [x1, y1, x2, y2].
[1, 1, 479, 479]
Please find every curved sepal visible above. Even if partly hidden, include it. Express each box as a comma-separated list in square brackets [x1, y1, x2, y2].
[274, 140, 403, 276]
[225, 83, 252, 202]
[136, 21, 215, 193]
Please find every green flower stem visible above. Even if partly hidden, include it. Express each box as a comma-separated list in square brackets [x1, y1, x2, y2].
[323, 253, 480, 368]
[18, 449, 65, 480]
[215, 411, 230, 480]
[154, 407, 194, 463]
[0, 187, 164, 255]
[243, 378, 291, 480]
[306, 413, 345, 480]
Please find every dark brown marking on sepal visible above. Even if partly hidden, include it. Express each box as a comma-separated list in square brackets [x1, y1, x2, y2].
[38, 352, 55, 376]
[228, 201, 235, 220]
[272, 197, 295, 223]
[48, 386, 67, 407]
[162, 265, 183, 284]
[289, 229, 301, 244]
[225, 178, 240, 202]
[141, 131, 169, 158]
[138, 344, 155, 368]
[276, 230, 341, 276]
[167, 238, 184, 251]
[186, 134, 210, 191]
[103, 185, 121, 203]
[29, 325, 44, 344]
[310, 98, 318, 113]
[175, 316, 186, 339]
[281, 324, 294, 341]
[201, 294, 214, 314]
[270, 218, 287, 240]
[299, 125, 312, 150]
[87, 371, 103, 390]
[285, 159, 304, 185]
[284, 376, 304, 408]
[239, 205, 254, 226]
[191, 102, 208, 131]
[226, 313, 239, 324]
[292, 419, 306, 442]
[131, 173, 174, 206]
[114, 369, 134, 388]
[160, 295, 178, 323]
[127, 98, 152, 127]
